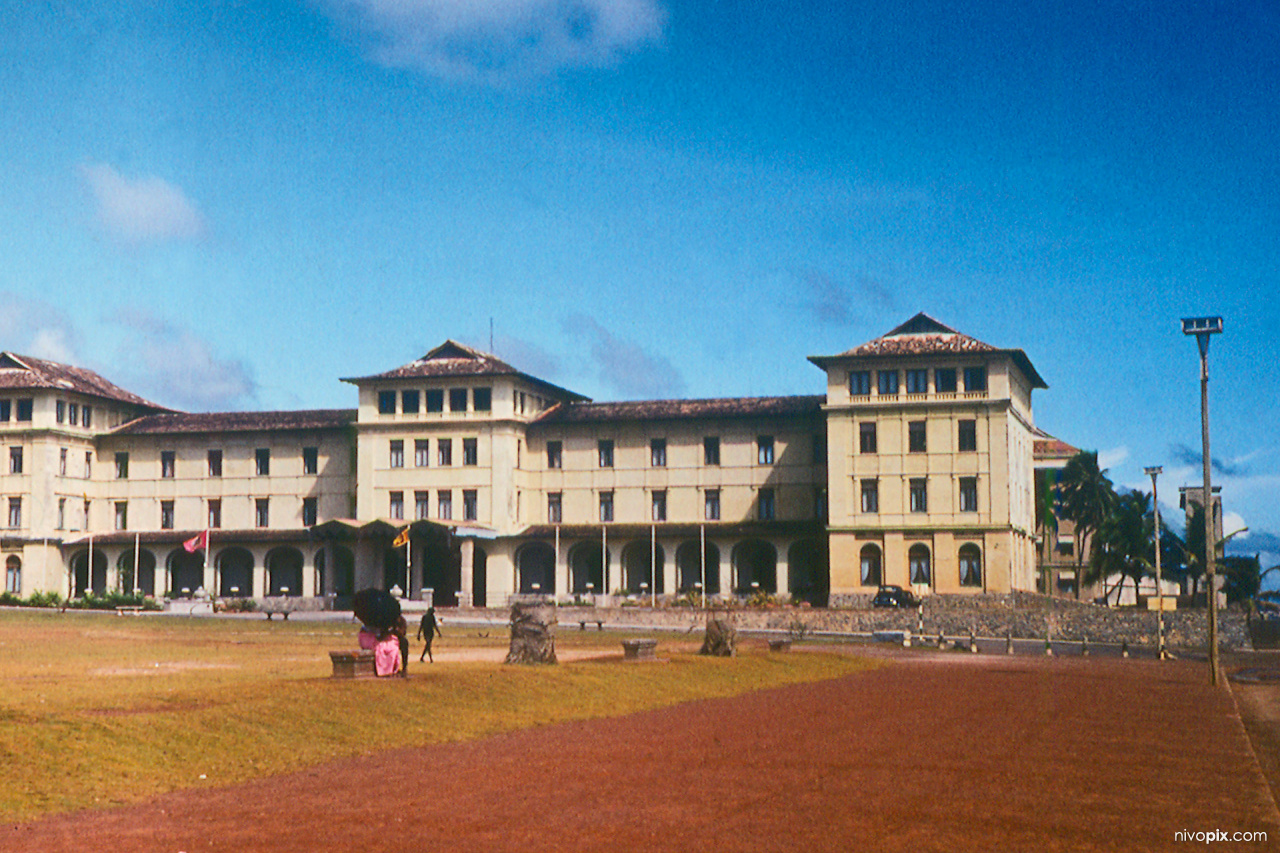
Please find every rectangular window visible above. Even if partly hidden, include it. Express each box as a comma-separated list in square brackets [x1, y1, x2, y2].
[877, 370, 899, 396]
[547, 492, 562, 524]
[463, 489, 477, 522]
[389, 440, 404, 468]
[255, 448, 270, 476]
[599, 491, 614, 523]
[437, 439, 452, 466]
[703, 436, 720, 466]
[67, 402, 77, 425]
[8, 498, 21, 528]
[849, 370, 872, 396]
[85, 451, 92, 479]
[935, 368, 957, 393]
[160, 500, 174, 530]
[0, 400, 9, 421]
[758, 488, 775, 520]
[255, 498, 270, 528]
[909, 478, 928, 512]
[812, 432, 826, 464]
[302, 446, 318, 475]
[473, 387, 492, 411]
[462, 437, 478, 466]
[82, 405, 91, 427]
[908, 421, 927, 453]
[757, 436, 774, 465]
[401, 390, 420, 414]
[209, 499, 222, 529]
[208, 449, 222, 477]
[59, 447, 67, 476]
[57, 498, 66, 530]
[378, 390, 397, 414]
[963, 366, 987, 392]
[415, 491, 429, 520]
[115, 452, 129, 479]
[650, 438, 667, 467]
[449, 388, 468, 412]
[426, 389, 444, 412]
[17, 399, 33, 422]
[906, 369, 928, 394]
[958, 420, 977, 452]
[861, 479, 879, 513]
[409, 439, 426, 467]
[859, 422, 877, 454]
[598, 439, 614, 468]
[389, 491, 404, 520]
[302, 497, 317, 527]
[115, 501, 128, 531]
[56, 400, 65, 423]
[704, 489, 721, 521]
[437, 490, 453, 520]
[959, 477, 979, 512]
[9, 447, 22, 475]
[651, 490, 667, 522]
[546, 440, 562, 469]
[161, 450, 176, 478]
[815, 487, 828, 520]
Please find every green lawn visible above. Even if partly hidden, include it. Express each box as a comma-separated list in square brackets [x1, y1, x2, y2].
[0, 609, 876, 822]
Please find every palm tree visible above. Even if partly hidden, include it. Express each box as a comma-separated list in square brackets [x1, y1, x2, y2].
[1088, 490, 1153, 602]
[1035, 469, 1060, 593]
[1056, 450, 1118, 599]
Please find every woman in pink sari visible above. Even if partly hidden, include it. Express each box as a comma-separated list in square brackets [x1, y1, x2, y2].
[374, 632, 402, 677]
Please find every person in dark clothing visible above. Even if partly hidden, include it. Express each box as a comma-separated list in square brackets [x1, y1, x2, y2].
[418, 607, 442, 662]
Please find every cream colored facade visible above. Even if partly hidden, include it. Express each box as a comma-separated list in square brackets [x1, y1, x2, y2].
[1, 315, 1050, 607]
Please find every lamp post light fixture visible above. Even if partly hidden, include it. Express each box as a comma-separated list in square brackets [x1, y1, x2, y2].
[1182, 315, 1223, 685]
[1144, 466, 1167, 660]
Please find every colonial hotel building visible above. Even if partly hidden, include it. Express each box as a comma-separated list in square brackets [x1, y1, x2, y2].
[0, 314, 1049, 608]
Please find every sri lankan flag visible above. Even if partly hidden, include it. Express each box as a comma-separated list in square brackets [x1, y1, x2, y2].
[392, 526, 410, 548]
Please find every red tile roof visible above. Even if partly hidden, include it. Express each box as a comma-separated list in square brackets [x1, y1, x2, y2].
[111, 409, 356, 436]
[341, 340, 589, 402]
[0, 352, 173, 411]
[808, 312, 1047, 388]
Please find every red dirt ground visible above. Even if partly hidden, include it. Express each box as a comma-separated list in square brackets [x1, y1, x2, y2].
[8, 651, 1278, 853]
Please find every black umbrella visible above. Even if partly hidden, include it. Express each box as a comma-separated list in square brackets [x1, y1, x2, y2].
[352, 588, 401, 631]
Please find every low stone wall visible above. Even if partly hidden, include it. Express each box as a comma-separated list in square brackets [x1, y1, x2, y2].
[555, 594, 1249, 651]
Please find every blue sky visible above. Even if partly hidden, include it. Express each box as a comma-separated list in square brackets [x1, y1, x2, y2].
[1, 1, 1277, 574]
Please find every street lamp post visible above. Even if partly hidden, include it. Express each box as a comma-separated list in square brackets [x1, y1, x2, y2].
[1144, 466, 1166, 660]
[1182, 316, 1223, 685]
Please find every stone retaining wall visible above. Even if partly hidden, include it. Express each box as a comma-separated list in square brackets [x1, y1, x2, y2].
[554, 592, 1249, 651]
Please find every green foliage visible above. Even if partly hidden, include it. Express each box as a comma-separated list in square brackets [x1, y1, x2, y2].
[1088, 490, 1152, 598]
[1056, 450, 1119, 570]
[214, 598, 257, 613]
[1222, 555, 1261, 605]
[65, 591, 156, 611]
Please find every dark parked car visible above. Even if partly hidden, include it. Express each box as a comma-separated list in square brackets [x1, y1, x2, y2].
[872, 585, 920, 608]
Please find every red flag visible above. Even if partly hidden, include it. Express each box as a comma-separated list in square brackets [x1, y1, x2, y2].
[183, 530, 209, 553]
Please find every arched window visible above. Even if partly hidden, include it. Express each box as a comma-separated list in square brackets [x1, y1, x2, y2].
[908, 544, 931, 586]
[4, 555, 20, 595]
[959, 544, 982, 587]
[860, 544, 881, 586]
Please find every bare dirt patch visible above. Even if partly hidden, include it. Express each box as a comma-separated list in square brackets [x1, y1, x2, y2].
[8, 651, 1277, 853]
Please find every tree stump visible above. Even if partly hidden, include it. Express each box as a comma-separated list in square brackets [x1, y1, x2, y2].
[700, 617, 737, 657]
[505, 601, 558, 665]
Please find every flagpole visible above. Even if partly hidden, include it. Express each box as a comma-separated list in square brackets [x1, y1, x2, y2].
[133, 532, 140, 595]
[650, 524, 656, 607]
[700, 523, 706, 610]
[203, 528, 210, 597]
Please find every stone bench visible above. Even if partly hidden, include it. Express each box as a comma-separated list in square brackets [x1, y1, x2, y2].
[578, 618, 604, 631]
[329, 650, 376, 679]
[621, 638, 658, 661]
[768, 638, 792, 653]
[114, 605, 144, 616]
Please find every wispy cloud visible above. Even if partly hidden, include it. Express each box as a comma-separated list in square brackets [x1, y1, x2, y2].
[1169, 443, 1250, 477]
[1098, 445, 1129, 471]
[491, 333, 563, 381]
[567, 315, 685, 399]
[321, 0, 665, 83]
[110, 311, 257, 411]
[798, 269, 895, 326]
[80, 163, 205, 244]
[0, 291, 82, 363]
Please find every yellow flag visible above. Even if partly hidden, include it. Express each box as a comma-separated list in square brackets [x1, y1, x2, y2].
[392, 527, 410, 548]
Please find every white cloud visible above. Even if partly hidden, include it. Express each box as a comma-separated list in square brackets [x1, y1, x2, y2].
[80, 163, 205, 244]
[323, 0, 665, 82]
[111, 311, 257, 411]
[1222, 511, 1249, 540]
[0, 291, 82, 363]
[1098, 445, 1129, 471]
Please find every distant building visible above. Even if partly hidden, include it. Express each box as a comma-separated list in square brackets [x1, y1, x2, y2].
[0, 313, 1054, 606]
